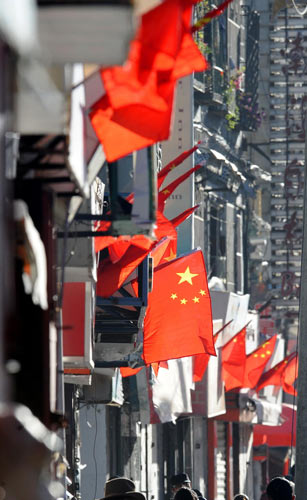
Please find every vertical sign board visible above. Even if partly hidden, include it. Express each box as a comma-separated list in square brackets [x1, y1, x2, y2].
[161, 75, 194, 255]
[62, 281, 93, 369]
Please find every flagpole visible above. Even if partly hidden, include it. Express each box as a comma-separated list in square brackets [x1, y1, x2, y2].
[295, 116, 307, 498]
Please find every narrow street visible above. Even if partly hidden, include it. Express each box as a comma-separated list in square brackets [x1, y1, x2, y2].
[0, 1, 305, 499]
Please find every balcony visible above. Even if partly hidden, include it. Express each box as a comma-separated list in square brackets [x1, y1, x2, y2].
[194, 65, 225, 106]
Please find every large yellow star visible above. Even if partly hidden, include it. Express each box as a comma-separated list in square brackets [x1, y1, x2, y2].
[176, 266, 199, 285]
[164, 249, 177, 262]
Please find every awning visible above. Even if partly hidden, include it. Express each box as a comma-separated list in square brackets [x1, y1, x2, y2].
[210, 148, 227, 161]
[253, 403, 296, 447]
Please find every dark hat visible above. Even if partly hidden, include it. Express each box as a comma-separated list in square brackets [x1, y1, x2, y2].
[171, 474, 191, 486]
[266, 477, 294, 500]
[100, 477, 146, 500]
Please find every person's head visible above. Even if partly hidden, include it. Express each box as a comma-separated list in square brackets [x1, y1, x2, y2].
[174, 487, 198, 500]
[234, 495, 249, 500]
[266, 477, 295, 500]
[171, 474, 191, 494]
[101, 477, 146, 500]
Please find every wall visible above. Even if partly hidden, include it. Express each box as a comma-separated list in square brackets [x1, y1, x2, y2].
[80, 403, 108, 500]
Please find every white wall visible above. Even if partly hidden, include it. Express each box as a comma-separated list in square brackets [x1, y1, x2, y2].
[79, 404, 108, 500]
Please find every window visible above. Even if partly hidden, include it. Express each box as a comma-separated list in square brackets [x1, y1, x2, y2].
[235, 212, 244, 293]
[209, 201, 227, 281]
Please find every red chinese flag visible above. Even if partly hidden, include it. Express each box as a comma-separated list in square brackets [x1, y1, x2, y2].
[282, 353, 298, 396]
[109, 235, 153, 264]
[222, 326, 246, 392]
[97, 242, 153, 297]
[157, 143, 200, 189]
[256, 353, 294, 392]
[158, 164, 203, 211]
[243, 335, 277, 388]
[143, 249, 215, 364]
[90, 0, 207, 162]
[171, 205, 199, 228]
[151, 236, 177, 267]
[90, 81, 175, 162]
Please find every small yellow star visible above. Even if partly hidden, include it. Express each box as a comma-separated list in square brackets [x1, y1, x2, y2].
[170, 163, 176, 170]
[170, 293, 177, 300]
[233, 338, 237, 343]
[254, 354, 259, 358]
[193, 297, 200, 303]
[261, 354, 266, 358]
[162, 188, 170, 195]
[164, 249, 177, 262]
[177, 266, 199, 285]
[199, 289, 206, 296]
[266, 350, 271, 355]
[181, 298, 188, 305]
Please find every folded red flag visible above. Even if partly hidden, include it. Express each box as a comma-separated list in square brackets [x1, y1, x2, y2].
[143, 249, 215, 364]
[171, 205, 199, 228]
[158, 143, 200, 189]
[90, 82, 175, 162]
[193, 319, 233, 383]
[96, 241, 153, 297]
[222, 326, 247, 392]
[193, 330, 219, 383]
[151, 236, 177, 268]
[90, 0, 207, 162]
[256, 353, 297, 394]
[282, 353, 298, 396]
[243, 335, 277, 388]
[158, 164, 203, 211]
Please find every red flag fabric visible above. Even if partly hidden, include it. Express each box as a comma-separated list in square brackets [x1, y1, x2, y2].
[90, 0, 207, 162]
[151, 236, 177, 268]
[157, 143, 200, 189]
[90, 82, 175, 163]
[193, 319, 233, 383]
[97, 242, 153, 297]
[256, 353, 295, 393]
[282, 353, 298, 396]
[193, 330, 220, 382]
[192, 0, 235, 32]
[222, 326, 246, 392]
[143, 249, 215, 364]
[120, 366, 143, 378]
[243, 335, 277, 388]
[107, 235, 153, 263]
[154, 210, 178, 241]
[158, 164, 203, 211]
[171, 205, 199, 228]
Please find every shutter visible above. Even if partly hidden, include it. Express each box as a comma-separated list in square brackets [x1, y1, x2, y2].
[216, 422, 227, 500]
[226, 203, 235, 291]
